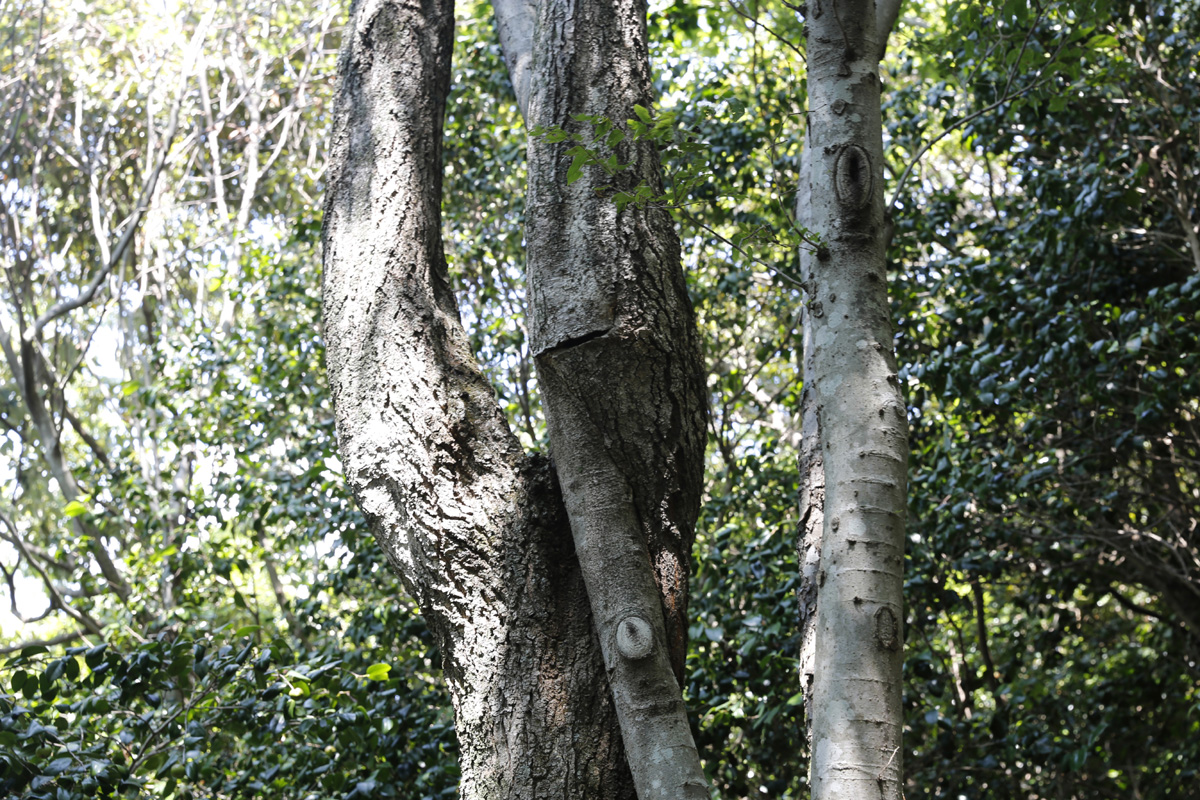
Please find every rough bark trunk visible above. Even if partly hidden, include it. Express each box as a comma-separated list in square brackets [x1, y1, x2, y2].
[800, 1, 907, 798]
[490, 0, 712, 794]
[516, 0, 711, 796]
[321, 1, 634, 796]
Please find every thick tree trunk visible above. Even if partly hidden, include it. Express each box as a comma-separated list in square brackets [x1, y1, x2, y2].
[491, 0, 712, 795]
[800, 1, 907, 798]
[321, 1, 633, 796]
[517, 0, 711, 796]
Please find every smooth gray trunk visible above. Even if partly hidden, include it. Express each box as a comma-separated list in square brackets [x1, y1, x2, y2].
[322, 0, 635, 796]
[799, 1, 907, 798]
[796, 129, 824, 741]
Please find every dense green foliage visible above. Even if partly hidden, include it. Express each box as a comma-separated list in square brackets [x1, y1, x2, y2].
[0, 0, 1196, 798]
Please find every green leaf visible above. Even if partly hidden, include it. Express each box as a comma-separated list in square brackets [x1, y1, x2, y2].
[567, 151, 589, 184]
[633, 104, 652, 123]
[84, 643, 107, 667]
[366, 663, 391, 681]
[64, 500, 89, 518]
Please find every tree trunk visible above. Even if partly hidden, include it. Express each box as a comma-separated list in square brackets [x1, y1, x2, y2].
[491, 0, 712, 794]
[321, 0, 634, 796]
[796, 130, 825, 744]
[800, 1, 907, 798]
[517, 0, 711, 796]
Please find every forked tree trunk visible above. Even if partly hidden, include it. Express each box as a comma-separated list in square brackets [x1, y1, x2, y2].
[799, 1, 907, 798]
[322, 0, 634, 796]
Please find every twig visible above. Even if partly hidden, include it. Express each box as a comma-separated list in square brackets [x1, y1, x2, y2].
[0, 628, 88, 656]
[679, 208, 809, 289]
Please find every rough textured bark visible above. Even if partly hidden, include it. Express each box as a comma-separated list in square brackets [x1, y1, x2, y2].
[494, 0, 712, 795]
[800, 1, 907, 798]
[321, 0, 634, 796]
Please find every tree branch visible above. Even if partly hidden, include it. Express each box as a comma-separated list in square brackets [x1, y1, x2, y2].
[62, 405, 112, 471]
[0, 508, 104, 636]
[0, 321, 133, 601]
[0, 628, 89, 656]
[491, 0, 536, 119]
[876, 0, 903, 59]
[23, 98, 182, 343]
[887, 74, 1054, 215]
[970, 578, 1000, 692]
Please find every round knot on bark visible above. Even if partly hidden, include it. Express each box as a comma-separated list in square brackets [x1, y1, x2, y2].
[616, 615, 654, 660]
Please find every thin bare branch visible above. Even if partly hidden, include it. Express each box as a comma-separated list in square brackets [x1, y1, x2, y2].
[0, 627, 89, 656]
[0, 508, 104, 636]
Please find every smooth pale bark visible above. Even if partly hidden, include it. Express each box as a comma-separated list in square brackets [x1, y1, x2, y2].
[800, 1, 907, 798]
[491, 0, 535, 117]
[490, 0, 711, 795]
[796, 132, 824, 741]
[322, 0, 634, 796]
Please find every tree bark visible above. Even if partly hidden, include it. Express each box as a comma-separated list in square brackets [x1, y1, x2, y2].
[796, 131, 825, 745]
[488, 0, 712, 794]
[322, 0, 634, 796]
[800, 1, 907, 798]
[514, 0, 712, 796]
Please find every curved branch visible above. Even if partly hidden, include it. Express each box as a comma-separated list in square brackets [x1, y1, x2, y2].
[0, 628, 89, 656]
[0, 509, 104, 636]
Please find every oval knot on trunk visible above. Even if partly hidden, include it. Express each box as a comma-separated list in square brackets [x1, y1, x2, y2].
[834, 144, 873, 210]
[874, 606, 900, 651]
